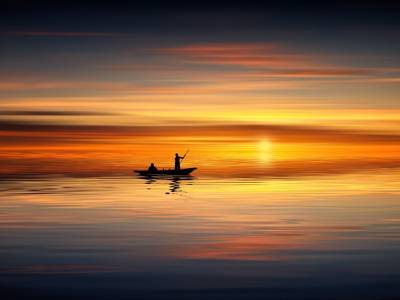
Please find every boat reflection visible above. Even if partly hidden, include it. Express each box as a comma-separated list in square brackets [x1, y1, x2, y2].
[140, 175, 196, 194]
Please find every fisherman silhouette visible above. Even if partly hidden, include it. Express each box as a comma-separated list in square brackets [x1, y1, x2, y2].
[134, 150, 196, 176]
[174, 153, 184, 171]
[148, 162, 157, 173]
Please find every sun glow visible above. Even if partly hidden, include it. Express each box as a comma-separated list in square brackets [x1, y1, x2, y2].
[258, 139, 271, 163]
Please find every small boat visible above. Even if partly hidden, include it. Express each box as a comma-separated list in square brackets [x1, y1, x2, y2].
[134, 167, 197, 176]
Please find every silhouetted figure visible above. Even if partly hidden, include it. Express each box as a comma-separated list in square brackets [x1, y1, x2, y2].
[148, 162, 158, 173]
[174, 153, 183, 171]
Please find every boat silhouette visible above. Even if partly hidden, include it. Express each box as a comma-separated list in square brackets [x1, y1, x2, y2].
[135, 150, 196, 176]
[134, 167, 197, 176]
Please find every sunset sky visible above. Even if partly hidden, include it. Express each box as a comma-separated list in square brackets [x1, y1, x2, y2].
[1, 1, 400, 176]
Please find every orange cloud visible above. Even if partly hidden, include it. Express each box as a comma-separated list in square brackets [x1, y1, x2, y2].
[2, 122, 400, 144]
[154, 43, 313, 69]
[0, 81, 140, 91]
[1, 121, 400, 177]
[152, 43, 385, 80]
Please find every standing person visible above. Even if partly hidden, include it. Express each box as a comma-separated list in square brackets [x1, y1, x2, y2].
[174, 153, 183, 171]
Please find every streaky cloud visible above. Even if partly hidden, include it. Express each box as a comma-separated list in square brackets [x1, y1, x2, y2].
[0, 31, 126, 37]
[0, 110, 120, 116]
[1, 121, 400, 144]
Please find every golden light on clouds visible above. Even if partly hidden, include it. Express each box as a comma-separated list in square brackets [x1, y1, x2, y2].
[0, 38, 399, 177]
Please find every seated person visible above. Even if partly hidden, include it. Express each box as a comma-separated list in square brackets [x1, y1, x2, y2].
[148, 163, 158, 173]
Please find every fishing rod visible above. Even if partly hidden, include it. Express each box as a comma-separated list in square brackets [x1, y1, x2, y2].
[181, 149, 190, 162]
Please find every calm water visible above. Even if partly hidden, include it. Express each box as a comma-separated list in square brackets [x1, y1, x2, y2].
[1, 171, 400, 299]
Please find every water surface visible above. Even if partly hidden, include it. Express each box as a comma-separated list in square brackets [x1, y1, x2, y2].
[1, 171, 400, 299]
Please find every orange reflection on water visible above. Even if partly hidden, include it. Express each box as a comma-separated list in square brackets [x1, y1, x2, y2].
[1, 170, 399, 262]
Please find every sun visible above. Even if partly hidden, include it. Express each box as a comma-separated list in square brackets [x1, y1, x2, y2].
[258, 139, 271, 163]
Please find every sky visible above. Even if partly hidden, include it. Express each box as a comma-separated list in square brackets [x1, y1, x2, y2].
[1, 0, 400, 176]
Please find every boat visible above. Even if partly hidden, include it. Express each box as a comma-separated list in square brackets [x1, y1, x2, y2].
[134, 167, 197, 176]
